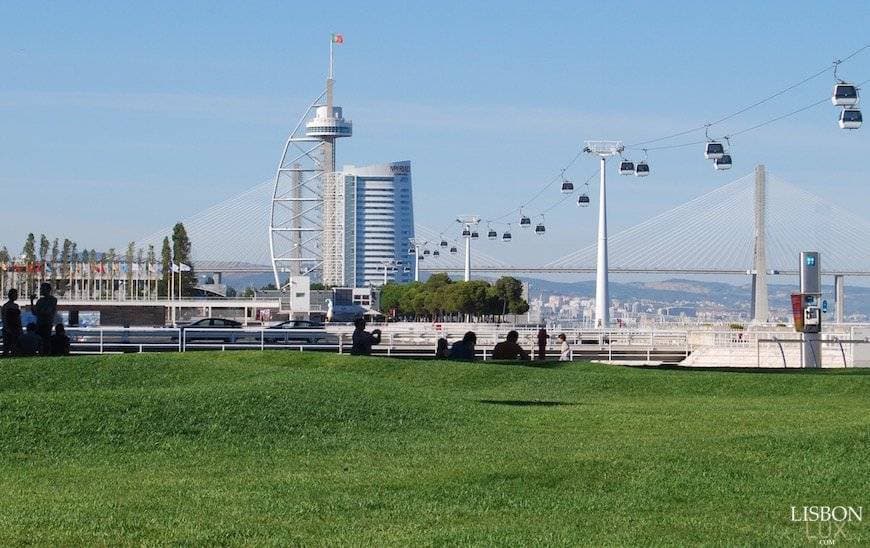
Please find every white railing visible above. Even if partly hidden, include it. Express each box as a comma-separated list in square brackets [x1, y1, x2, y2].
[57, 325, 693, 363]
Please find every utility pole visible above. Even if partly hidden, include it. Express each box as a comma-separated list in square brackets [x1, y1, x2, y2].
[583, 141, 623, 328]
[456, 216, 481, 282]
[408, 238, 427, 282]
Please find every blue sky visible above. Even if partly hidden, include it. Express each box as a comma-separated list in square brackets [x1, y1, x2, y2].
[2, 0, 870, 268]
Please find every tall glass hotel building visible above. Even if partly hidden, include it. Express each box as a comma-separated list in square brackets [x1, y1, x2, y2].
[342, 161, 415, 286]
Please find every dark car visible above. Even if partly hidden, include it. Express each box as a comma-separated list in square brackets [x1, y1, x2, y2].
[172, 318, 245, 343]
[263, 320, 329, 345]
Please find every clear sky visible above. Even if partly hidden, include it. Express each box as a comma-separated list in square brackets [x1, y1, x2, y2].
[2, 0, 869, 267]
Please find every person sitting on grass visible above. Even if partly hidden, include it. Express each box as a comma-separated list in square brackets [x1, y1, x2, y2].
[449, 331, 477, 361]
[492, 330, 529, 361]
[17, 323, 42, 357]
[435, 337, 449, 359]
[350, 318, 381, 356]
[50, 324, 70, 356]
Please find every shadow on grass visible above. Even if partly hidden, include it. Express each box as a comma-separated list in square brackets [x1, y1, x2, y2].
[628, 364, 870, 375]
[477, 399, 577, 407]
[485, 360, 571, 369]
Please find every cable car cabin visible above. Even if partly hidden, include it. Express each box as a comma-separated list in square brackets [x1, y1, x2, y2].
[471, 231, 479, 239]
[635, 162, 650, 177]
[449, 246, 458, 254]
[502, 231, 512, 242]
[520, 216, 531, 227]
[487, 229, 498, 239]
[839, 108, 863, 129]
[461, 227, 471, 237]
[577, 194, 590, 207]
[439, 240, 448, 247]
[560, 181, 574, 193]
[418, 255, 425, 260]
[704, 141, 725, 160]
[713, 154, 732, 170]
[832, 83, 859, 107]
[534, 223, 546, 235]
[433, 250, 440, 257]
[403, 267, 411, 273]
[423, 249, 431, 255]
[407, 247, 415, 255]
[619, 160, 635, 175]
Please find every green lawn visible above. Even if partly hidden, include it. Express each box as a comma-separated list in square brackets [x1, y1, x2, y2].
[0, 352, 867, 545]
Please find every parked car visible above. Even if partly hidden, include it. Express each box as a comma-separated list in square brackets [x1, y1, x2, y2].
[172, 318, 245, 343]
[262, 320, 329, 345]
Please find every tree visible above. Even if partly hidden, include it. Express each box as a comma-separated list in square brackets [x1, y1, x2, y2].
[379, 282, 407, 318]
[38, 234, 50, 283]
[171, 223, 195, 296]
[160, 236, 172, 297]
[125, 242, 135, 299]
[59, 239, 72, 295]
[22, 233, 36, 296]
[0, 246, 8, 294]
[50, 238, 59, 288]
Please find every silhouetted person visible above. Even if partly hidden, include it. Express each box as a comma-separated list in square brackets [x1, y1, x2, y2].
[2, 289, 22, 356]
[435, 337, 449, 359]
[449, 331, 477, 361]
[558, 333, 571, 362]
[350, 318, 381, 356]
[537, 327, 550, 360]
[492, 330, 530, 361]
[50, 323, 70, 356]
[17, 323, 42, 357]
[32, 282, 57, 352]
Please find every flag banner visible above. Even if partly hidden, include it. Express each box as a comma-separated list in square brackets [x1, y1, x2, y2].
[331, 33, 344, 44]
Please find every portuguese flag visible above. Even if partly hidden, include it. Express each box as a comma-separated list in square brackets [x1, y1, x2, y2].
[331, 33, 344, 44]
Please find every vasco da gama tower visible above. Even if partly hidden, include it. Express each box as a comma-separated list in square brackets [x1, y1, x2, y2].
[269, 35, 414, 288]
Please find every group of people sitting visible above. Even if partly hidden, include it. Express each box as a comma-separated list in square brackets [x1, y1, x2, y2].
[437, 329, 571, 361]
[350, 319, 571, 362]
[1, 284, 69, 357]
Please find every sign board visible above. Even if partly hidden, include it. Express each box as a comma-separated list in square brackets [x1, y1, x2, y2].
[791, 293, 804, 332]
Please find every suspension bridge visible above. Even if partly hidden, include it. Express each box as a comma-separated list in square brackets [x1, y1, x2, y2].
[139, 167, 870, 275]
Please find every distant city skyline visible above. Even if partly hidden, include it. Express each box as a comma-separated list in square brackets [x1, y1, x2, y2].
[3, 1, 870, 271]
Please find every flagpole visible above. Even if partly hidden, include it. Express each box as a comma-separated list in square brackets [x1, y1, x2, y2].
[329, 34, 334, 79]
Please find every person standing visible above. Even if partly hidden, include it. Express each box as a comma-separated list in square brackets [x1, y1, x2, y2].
[2, 289, 22, 356]
[537, 327, 549, 361]
[32, 283, 58, 351]
[350, 318, 381, 356]
[558, 333, 571, 362]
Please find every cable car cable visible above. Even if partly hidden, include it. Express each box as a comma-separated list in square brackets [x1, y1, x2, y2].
[626, 44, 870, 148]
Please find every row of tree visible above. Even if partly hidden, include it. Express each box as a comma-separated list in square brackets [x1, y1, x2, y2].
[0, 223, 195, 297]
[379, 274, 529, 322]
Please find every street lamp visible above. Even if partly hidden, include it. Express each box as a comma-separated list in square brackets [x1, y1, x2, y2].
[583, 140, 623, 328]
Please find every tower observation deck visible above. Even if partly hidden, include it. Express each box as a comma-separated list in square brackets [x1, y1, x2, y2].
[269, 34, 352, 288]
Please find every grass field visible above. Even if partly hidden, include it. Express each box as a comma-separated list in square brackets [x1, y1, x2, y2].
[0, 352, 867, 545]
